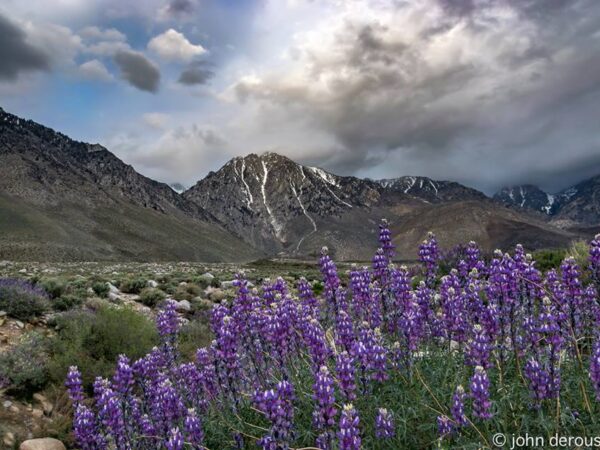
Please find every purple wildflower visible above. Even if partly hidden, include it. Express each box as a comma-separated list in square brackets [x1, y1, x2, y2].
[166, 428, 184, 450]
[65, 366, 84, 405]
[470, 366, 492, 420]
[375, 408, 395, 439]
[338, 404, 361, 450]
[451, 385, 468, 427]
[437, 415, 453, 437]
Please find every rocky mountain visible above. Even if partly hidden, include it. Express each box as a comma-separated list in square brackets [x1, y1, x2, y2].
[184, 152, 576, 259]
[0, 107, 261, 261]
[493, 185, 557, 215]
[493, 177, 600, 228]
[378, 176, 487, 203]
[0, 107, 589, 261]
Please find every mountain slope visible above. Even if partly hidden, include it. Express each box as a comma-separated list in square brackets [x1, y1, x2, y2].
[185, 152, 578, 259]
[493, 176, 600, 227]
[0, 107, 261, 261]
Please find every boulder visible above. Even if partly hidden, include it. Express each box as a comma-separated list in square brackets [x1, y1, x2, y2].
[147, 280, 158, 288]
[107, 283, 119, 294]
[19, 438, 66, 450]
[221, 280, 235, 289]
[3, 432, 15, 447]
[175, 300, 191, 313]
[0, 310, 7, 317]
[208, 289, 226, 303]
[33, 393, 53, 415]
[108, 292, 120, 302]
[199, 272, 214, 280]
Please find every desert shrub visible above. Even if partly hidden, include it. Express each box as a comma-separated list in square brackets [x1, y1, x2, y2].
[177, 319, 213, 360]
[49, 306, 158, 392]
[139, 287, 166, 307]
[174, 283, 202, 301]
[0, 278, 50, 320]
[91, 281, 109, 298]
[119, 277, 147, 294]
[0, 332, 50, 396]
[568, 240, 590, 270]
[39, 278, 66, 299]
[52, 294, 84, 312]
[534, 248, 567, 272]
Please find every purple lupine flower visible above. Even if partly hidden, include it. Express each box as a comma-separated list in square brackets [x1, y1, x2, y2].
[96, 386, 129, 448]
[166, 428, 184, 450]
[524, 358, 550, 408]
[156, 299, 180, 337]
[590, 338, 600, 401]
[336, 351, 357, 401]
[370, 329, 388, 382]
[112, 354, 133, 396]
[349, 265, 371, 323]
[338, 404, 361, 450]
[561, 257, 584, 338]
[470, 366, 492, 420]
[437, 415, 453, 437]
[254, 380, 296, 450]
[184, 409, 204, 449]
[335, 310, 356, 354]
[297, 277, 319, 314]
[466, 324, 492, 369]
[419, 232, 440, 287]
[372, 248, 389, 288]
[303, 318, 331, 372]
[538, 297, 563, 398]
[312, 366, 338, 431]
[378, 218, 395, 261]
[320, 247, 341, 311]
[215, 315, 241, 397]
[375, 408, 395, 439]
[65, 366, 84, 405]
[451, 385, 468, 427]
[73, 404, 105, 450]
[196, 347, 218, 401]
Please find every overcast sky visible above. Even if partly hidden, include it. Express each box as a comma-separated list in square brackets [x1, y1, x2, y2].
[1, 0, 600, 194]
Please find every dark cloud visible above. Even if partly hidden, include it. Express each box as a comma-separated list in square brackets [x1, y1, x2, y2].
[166, 0, 195, 15]
[113, 50, 160, 93]
[0, 13, 49, 80]
[178, 62, 214, 85]
[234, 0, 600, 192]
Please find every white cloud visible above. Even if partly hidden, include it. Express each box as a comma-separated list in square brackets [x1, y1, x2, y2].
[142, 112, 169, 129]
[78, 59, 112, 81]
[148, 29, 206, 62]
[108, 123, 230, 184]
[79, 25, 126, 42]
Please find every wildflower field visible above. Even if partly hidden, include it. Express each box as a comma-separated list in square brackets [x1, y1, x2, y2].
[66, 222, 600, 449]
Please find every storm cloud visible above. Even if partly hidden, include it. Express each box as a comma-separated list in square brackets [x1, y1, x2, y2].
[113, 50, 160, 93]
[231, 0, 600, 193]
[178, 62, 214, 85]
[0, 13, 49, 80]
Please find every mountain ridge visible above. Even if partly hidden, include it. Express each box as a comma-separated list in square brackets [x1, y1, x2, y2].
[0, 106, 595, 260]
